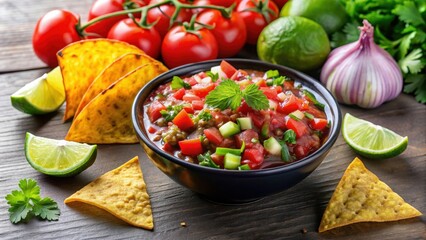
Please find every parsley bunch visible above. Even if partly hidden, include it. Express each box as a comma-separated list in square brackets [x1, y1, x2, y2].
[5, 179, 60, 223]
[332, 0, 426, 103]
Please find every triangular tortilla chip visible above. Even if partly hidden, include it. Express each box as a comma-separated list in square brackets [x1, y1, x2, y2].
[319, 157, 422, 232]
[75, 53, 163, 117]
[64, 156, 153, 229]
[58, 39, 144, 122]
[65, 62, 167, 143]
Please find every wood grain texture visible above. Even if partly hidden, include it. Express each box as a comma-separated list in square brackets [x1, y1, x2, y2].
[0, 1, 425, 239]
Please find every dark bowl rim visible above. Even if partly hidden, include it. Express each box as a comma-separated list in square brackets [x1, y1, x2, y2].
[132, 58, 341, 177]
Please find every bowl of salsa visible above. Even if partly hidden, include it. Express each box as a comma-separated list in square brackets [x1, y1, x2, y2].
[132, 59, 341, 203]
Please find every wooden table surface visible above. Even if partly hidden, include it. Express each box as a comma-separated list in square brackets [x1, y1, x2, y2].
[0, 1, 425, 239]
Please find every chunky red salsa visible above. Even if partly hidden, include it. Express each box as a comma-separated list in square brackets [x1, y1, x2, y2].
[143, 61, 330, 170]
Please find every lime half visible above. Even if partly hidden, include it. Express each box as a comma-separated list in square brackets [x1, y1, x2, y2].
[11, 66, 65, 115]
[342, 113, 408, 159]
[25, 133, 97, 177]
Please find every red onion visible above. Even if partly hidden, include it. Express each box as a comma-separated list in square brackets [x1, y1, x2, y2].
[320, 20, 403, 108]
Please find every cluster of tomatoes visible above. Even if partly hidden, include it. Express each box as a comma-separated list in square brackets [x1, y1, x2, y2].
[32, 0, 287, 69]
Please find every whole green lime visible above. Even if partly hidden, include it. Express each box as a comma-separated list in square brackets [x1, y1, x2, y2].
[257, 16, 330, 72]
[280, 0, 348, 35]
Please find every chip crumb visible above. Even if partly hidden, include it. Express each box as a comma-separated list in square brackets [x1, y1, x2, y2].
[300, 228, 307, 234]
[180, 222, 187, 227]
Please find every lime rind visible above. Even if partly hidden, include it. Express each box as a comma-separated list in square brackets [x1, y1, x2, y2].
[11, 67, 65, 115]
[342, 113, 408, 159]
[25, 133, 97, 177]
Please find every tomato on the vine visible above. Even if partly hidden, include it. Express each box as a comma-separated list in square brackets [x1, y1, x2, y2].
[236, 0, 279, 45]
[32, 9, 82, 67]
[147, 0, 192, 37]
[86, 0, 147, 38]
[107, 18, 162, 58]
[196, 10, 246, 58]
[161, 25, 218, 68]
[192, 0, 236, 8]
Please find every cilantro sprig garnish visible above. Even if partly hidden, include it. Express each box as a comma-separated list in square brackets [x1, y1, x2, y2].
[171, 76, 191, 90]
[205, 79, 269, 111]
[5, 179, 60, 223]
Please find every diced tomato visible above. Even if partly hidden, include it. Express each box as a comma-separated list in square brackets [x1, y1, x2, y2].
[300, 99, 310, 110]
[310, 118, 328, 130]
[277, 94, 300, 114]
[182, 93, 202, 102]
[211, 111, 230, 126]
[274, 86, 283, 93]
[283, 80, 294, 90]
[305, 105, 327, 119]
[203, 127, 223, 145]
[192, 83, 215, 98]
[173, 88, 185, 100]
[179, 138, 203, 156]
[260, 87, 278, 100]
[293, 135, 321, 159]
[192, 100, 204, 110]
[173, 109, 194, 131]
[147, 101, 166, 122]
[270, 113, 286, 129]
[220, 60, 237, 78]
[148, 125, 157, 134]
[286, 118, 309, 138]
[162, 142, 174, 153]
[184, 77, 198, 86]
[230, 70, 248, 81]
[248, 111, 265, 129]
[237, 101, 253, 114]
[183, 105, 194, 114]
[219, 138, 236, 148]
[242, 148, 264, 169]
[235, 129, 259, 149]
[256, 79, 267, 87]
[211, 153, 224, 167]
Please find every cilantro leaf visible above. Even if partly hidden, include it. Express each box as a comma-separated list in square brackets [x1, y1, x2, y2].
[206, 71, 219, 82]
[265, 70, 279, 78]
[404, 74, 426, 103]
[171, 76, 191, 90]
[393, 1, 426, 27]
[197, 152, 219, 169]
[205, 80, 243, 110]
[5, 179, 60, 224]
[32, 197, 60, 221]
[242, 84, 269, 110]
[197, 110, 212, 121]
[398, 48, 424, 74]
[160, 105, 184, 121]
[284, 129, 296, 144]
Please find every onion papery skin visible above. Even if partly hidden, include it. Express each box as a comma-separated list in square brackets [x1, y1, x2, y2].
[320, 20, 403, 108]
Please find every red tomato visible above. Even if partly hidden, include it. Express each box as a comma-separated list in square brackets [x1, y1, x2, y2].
[242, 148, 264, 169]
[161, 26, 218, 68]
[310, 118, 328, 130]
[182, 93, 202, 102]
[286, 118, 309, 138]
[272, 0, 288, 9]
[147, 0, 192, 37]
[179, 138, 203, 156]
[236, 0, 279, 44]
[147, 100, 166, 122]
[173, 109, 194, 131]
[173, 88, 186, 100]
[260, 87, 278, 100]
[277, 94, 300, 114]
[32, 9, 82, 67]
[192, 83, 216, 98]
[192, 100, 205, 110]
[107, 18, 161, 58]
[203, 127, 224, 145]
[235, 129, 259, 148]
[196, 10, 247, 58]
[86, 0, 146, 38]
[193, 0, 236, 8]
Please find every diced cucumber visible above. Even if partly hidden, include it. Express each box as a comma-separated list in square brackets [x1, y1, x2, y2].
[263, 137, 282, 156]
[289, 110, 304, 121]
[224, 153, 241, 170]
[216, 141, 245, 156]
[237, 117, 253, 130]
[238, 164, 251, 170]
[219, 121, 240, 138]
[261, 122, 270, 138]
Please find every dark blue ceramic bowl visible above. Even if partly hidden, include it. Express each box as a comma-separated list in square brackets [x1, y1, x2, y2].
[132, 59, 341, 204]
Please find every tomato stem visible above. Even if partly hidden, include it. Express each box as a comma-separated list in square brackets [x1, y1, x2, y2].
[77, 0, 232, 35]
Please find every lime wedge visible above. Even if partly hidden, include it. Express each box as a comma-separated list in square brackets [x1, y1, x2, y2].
[11, 66, 65, 115]
[342, 113, 408, 159]
[25, 133, 97, 177]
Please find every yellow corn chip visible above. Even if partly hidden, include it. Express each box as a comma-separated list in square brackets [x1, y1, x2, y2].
[319, 157, 422, 232]
[75, 53, 163, 117]
[64, 156, 153, 229]
[58, 39, 144, 122]
[65, 62, 167, 144]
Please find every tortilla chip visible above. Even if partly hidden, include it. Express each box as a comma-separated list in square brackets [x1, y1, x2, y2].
[319, 157, 422, 232]
[64, 156, 153, 229]
[58, 39, 144, 122]
[65, 62, 167, 143]
[75, 53, 163, 117]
